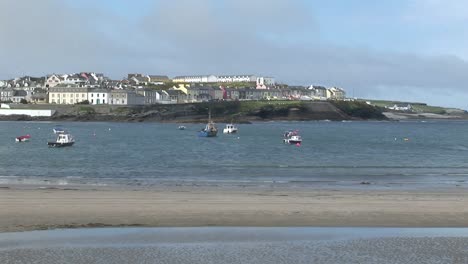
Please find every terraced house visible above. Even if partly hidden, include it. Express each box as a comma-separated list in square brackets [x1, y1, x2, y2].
[48, 87, 90, 104]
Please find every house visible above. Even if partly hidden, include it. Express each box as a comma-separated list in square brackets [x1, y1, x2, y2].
[88, 89, 109, 105]
[166, 89, 187, 103]
[209, 86, 224, 101]
[148, 75, 170, 83]
[48, 87, 90, 104]
[136, 89, 161, 105]
[109, 90, 145, 105]
[327, 87, 346, 100]
[30, 88, 48, 104]
[256, 77, 275, 89]
[172, 75, 218, 83]
[217, 75, 256, 83]
[309, 86, 327, 100]
[387, 104, 413, 111]
[0, 88, 14, 102]
[45, 74, 64, 88]
[80, 72, 101, 85]
[224, 88, 241, 100]
[155, 90, 171, 103]
[11, 90, 28, 103]
[63, 74, 88, 86]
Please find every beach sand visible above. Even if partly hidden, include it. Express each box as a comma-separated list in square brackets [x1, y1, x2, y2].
[1, 186, 468, 232]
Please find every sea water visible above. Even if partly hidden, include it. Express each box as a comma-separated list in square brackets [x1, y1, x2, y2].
[1, 120, 468, 189]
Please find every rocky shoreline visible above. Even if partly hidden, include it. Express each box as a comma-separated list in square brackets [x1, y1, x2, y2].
[0, 101, 466, 123]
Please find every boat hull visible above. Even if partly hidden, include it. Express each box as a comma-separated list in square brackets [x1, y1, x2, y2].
[198, 131, 217, 137]
[223, 129, 238, 134]
[283, 139, 302, 144]
[48, 142, 75, 147]
[15, 138, 29, 142]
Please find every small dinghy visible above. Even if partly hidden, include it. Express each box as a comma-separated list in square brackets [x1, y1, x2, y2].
[15, 134, 31, 142]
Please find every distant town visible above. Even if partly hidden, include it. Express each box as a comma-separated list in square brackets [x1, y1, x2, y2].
[0, 73, 346, 105]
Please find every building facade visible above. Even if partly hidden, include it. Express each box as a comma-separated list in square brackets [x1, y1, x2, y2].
[48, 87, 90, 104]
[109, 90, 145, 105]
[89, 89, 109, 105]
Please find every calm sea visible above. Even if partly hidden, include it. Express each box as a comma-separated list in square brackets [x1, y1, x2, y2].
[1, 120, 468, 188]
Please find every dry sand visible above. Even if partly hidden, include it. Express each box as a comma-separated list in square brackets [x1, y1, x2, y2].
[1, 186, 468, 233]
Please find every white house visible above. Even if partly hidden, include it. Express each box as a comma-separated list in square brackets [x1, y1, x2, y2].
[387, 104, 412, 111]
[218, 75, 256, 83]
[172, 75, 218, 83]
[326, 87, 346, 100]
[45, 74, 64, 88]
[88, 89, 109, 105]
[256, 77, 275, 89]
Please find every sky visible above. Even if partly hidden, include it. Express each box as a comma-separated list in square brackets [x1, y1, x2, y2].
[1, 0, 468, 108]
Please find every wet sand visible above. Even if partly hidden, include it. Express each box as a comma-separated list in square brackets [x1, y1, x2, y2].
[1, 185, 468, 232]
[1, 227, 468, 264]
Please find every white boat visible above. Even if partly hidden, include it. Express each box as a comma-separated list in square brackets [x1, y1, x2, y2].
[178, 125, 186, 130]
[48, 133, 75, 147]
[223, 123, 238, 134]
[283, 130, 302, 145]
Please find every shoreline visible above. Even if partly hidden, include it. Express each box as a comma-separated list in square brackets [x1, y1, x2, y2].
[2, 185, 468, 233]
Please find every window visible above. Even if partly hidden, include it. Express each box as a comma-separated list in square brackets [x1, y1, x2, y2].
[91, 94, 93, 97]
[52, 94, 55, 97]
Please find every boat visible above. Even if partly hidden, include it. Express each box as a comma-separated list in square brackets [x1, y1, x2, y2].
[283, 130, 302, 145]
[223, 123, 238, 134]
[178, 125, 186, 130]
[53, 126, 65, 134]
[198, 110, 218, 137]
[15, 134, 31, 142]
[48, 133, 75, 147]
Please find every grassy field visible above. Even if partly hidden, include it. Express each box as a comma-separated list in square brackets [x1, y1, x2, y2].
[361, 99, 455, 114]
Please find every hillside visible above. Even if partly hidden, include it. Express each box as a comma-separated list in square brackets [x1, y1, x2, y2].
[0, 101, 387, 122]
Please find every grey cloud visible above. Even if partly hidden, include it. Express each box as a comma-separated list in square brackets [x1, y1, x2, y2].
[1, 0, 468, 108]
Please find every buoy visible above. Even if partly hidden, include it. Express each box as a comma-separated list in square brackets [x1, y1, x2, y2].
[404, 138, 409, 141]
[296, 143, 301, 147]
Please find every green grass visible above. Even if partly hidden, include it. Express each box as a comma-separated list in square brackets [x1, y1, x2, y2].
[362, 99, 448, 114]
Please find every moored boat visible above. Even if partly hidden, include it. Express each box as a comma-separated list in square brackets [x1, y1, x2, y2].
[15, 134, 31, 142]
[178, 125, 186, 130]
[48, 133, 75, 147]
[283, 130, 302, 145]
[198, 110, 217, 137]
[223, 123, 238, 134]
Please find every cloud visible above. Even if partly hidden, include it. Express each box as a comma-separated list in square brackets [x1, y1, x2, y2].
[0, 0, 134, 78]
[1, 0, 468, 108]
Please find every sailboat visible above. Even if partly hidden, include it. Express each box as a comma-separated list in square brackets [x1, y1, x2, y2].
[198, 110, 218, 137]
